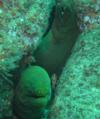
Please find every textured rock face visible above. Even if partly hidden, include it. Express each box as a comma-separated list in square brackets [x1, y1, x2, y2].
[0, 0, 55, 76]
[73, 0, 100, 31]
[48, 1, 100, 118]
[48, 28, 100, 119]
[0, 78, 13, 119]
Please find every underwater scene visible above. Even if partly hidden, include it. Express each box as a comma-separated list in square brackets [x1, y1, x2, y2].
[0, 0, 100, 119]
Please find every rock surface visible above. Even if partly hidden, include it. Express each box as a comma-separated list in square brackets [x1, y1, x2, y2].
[0, 78, 13, 119]
[48, 28, 100, 119]
[48, 1, 100, 118]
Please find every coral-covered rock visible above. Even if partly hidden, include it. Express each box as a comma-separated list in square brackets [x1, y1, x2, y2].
[0, 0, 55, 77]
[47, 1, 100, 118]
[14, 66, 51, 119]
[48, 28, 100, 119]
[0, 78, 13, 119]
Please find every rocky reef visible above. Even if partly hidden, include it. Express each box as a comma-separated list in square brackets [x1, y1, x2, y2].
[0, 0, 100, 119]
[48, 0, 100, 119]
[0, 78, 13, 119]
[48, 28, 100, 119]
[0, 0, 55, 78]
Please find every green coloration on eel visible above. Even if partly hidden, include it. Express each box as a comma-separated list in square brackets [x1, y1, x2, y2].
[14, 66, 51, 119]
[35, 7, 79, 75]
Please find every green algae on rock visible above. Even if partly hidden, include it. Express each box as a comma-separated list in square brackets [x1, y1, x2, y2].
[14, 66, 51, 119]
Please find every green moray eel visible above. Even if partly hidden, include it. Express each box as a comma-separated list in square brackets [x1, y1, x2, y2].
[14, 66, 51, 119]
[34, 6, 80, 75]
